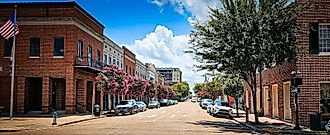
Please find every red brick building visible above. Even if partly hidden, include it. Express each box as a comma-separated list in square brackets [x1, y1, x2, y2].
[244, 0, 330, 126]
[123, 46, 136, 76]
[0, 2, 105, 115]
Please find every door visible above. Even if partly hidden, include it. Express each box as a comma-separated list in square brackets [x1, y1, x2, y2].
[26, 78, 42, 111]
[283, 82, 292, 120]
[272, 84, 279, 118]
[263, 87, 269, 116]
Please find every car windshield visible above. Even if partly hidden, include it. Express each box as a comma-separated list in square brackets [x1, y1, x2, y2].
[136, 102, 143, 105]
[119, 101, 129, 105]
[150, 101, 157, 104]
[203, 99, 213, 102]
[215, 101, 223, 106]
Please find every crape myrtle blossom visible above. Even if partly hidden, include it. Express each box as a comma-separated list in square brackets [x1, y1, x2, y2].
[96, 65, 174, 99]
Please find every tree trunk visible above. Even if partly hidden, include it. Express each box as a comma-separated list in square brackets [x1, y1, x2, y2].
[236, 98, 239, 117]
[252, 87, 259, 124]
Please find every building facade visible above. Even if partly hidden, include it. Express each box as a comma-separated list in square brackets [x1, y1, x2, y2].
[136, 60, 147, 79]
[146, 63, 157, 83]
[123, 46, 135, 76]
[244, 0, 330, 126]
[0, 2, 105, 115]
[156, 68, 182, 85]
[103, 36, 123, 69]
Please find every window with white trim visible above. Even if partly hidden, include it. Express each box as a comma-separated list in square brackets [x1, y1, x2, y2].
[319, 25, 330, 52]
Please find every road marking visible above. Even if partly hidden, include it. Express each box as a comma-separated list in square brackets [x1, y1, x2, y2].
[170, 114, 175, 118]
[176, 110, 180, 113]
[182, 114, 188, 117]
[147, 114, 157, 118]
[161, 111, 166, 114]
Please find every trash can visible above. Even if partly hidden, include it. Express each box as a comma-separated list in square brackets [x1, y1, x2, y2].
[309, 113, 321, 130]
[94, 104, 100, 116]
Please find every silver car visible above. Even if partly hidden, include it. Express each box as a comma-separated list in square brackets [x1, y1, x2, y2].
[136, 101, 147, 112]
[201, 99, 213, 109]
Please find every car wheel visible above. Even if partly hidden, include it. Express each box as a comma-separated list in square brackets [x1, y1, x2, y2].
[130, 109, 134, 115]
[227, 115, 233, 119]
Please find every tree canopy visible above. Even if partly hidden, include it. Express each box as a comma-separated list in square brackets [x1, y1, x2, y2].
[189, 0, 303, 123]
[172, 81, 190, 98]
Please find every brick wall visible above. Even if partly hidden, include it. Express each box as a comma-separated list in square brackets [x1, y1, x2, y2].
[245, 0, 330, 125]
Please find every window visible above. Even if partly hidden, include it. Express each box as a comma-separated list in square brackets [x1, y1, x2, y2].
[97, 50, 101, 62]
[319, 25, 330, 53]
[320, 83, 330, 114]
[129, 67, 132, 75]
[117, 59, 119, 66]
[29, 38, 40, 57]
[104, 45, 107, 49]
[4, 38, 13, 57]
[126, 65, 128, 73]
[54, 37, 64, 56]
[121, 63, 123, 69]
[88, 46, 92, 66]
[77, 40, 83, 59]
[104, 54, 107, 64]
[113, 58, 116, 65]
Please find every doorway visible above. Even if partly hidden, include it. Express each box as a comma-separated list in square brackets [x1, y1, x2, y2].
[86, 81, 93, 112]
[25, 78, 42, 112]
[283, 81, 292, 120]
[51, 78, 66, 110]
[263, 87, 269, 116]
[272, 84, 279, 118]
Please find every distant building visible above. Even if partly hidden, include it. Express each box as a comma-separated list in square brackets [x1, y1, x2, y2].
[157, 72, 165, 86]
[103, 36, 123, 69]
[136, 60, 147, 79]
[146, 63, 157, 83]
[156, 68, 182, 85]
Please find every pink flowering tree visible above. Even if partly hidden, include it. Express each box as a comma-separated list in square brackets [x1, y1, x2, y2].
[96, 65, 128, 95]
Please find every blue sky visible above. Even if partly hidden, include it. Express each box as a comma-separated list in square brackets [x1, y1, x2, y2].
[1, 0, 222, 89]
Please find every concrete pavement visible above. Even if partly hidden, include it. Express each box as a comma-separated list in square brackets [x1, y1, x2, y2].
[2, 101, 256, 135]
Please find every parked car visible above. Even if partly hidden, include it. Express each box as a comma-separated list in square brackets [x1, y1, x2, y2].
[197, 98, 202, 102]
[148, 101, 160, 109]
[173, 100, 178, 104]
[136, 101, 147, 112]
[200, 99, 213, 109]
[207, 100, 220, 113]
[325, 120, 330, 132]
[160, 99, 170, 106]
[115, 99, 138, 115]
[191, 97, 197, 103]
[210, 101, 233, 119]
[168, 100, 174, 105]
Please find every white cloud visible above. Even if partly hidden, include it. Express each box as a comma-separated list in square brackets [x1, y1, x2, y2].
[123, 25, 205, 91]
[150, 0, 222, 22]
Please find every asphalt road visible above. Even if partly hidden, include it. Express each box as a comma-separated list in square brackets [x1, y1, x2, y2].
[12, 101, 256, 135]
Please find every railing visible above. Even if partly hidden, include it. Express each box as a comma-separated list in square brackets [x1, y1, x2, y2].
[75, 56, 105, 72]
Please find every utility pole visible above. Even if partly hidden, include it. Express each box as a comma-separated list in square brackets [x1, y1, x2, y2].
[291, 71, 302, 130]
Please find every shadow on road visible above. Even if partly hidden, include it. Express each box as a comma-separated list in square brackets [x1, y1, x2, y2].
[186, 120, 260, 134]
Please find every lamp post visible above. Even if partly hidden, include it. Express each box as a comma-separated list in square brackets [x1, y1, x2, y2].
[291, 71, 302, 130]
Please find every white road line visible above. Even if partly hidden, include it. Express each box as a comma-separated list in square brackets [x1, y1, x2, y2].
[182, 114, 188, 117]
[147, 114, 157, 118]
[170, 114, 175, 118]
[161, 111, 166, 114]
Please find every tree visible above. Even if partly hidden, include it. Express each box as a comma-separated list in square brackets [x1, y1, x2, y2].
[189, 0, 303, 124]
[193, 83, 204, 94]
[224, 77, 243, 117]
[172, 81, 190, 99]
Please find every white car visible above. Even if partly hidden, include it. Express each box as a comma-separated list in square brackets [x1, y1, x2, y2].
[325, 120, 330, 132]
[200, 99, 213, 109]
[210, 101, 233, 119]
[136, 101, 147, 112]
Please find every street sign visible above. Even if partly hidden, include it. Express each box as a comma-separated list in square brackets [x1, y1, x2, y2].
[291, 88, 300, 93]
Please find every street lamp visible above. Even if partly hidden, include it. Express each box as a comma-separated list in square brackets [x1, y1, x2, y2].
[291, 71, 302, 130]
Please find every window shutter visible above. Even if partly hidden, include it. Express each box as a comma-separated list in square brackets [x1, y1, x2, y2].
[309, 22, 319, 54]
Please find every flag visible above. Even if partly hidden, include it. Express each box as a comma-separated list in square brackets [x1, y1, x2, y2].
[0, 14, 19, 40]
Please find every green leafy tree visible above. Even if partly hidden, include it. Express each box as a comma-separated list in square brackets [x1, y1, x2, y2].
[172, 81, 190, 99]
[189, 0, 303, 123]
[224, 77, 244, 117]
[193, 83, 204, 94]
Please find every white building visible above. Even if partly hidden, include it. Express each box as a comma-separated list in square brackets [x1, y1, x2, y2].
[156, 67, 182, 85]
[103, 36, 124, 69]
[146, 63, 157, 83]
[136, 60, 147, 80]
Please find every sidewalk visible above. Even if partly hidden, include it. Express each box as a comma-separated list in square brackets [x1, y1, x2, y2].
[234, 114, 327, 134]
[0, 115, 104, 133]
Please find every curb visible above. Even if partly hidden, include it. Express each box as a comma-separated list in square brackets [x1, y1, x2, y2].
[57, 115, 105, 127]
[232, 118, 264, 133]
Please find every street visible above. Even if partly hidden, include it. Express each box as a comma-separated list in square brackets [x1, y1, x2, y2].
[6, 101, 255, 135]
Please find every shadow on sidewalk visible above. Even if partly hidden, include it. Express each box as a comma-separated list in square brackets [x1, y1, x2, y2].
[186, 120, 261, 134]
